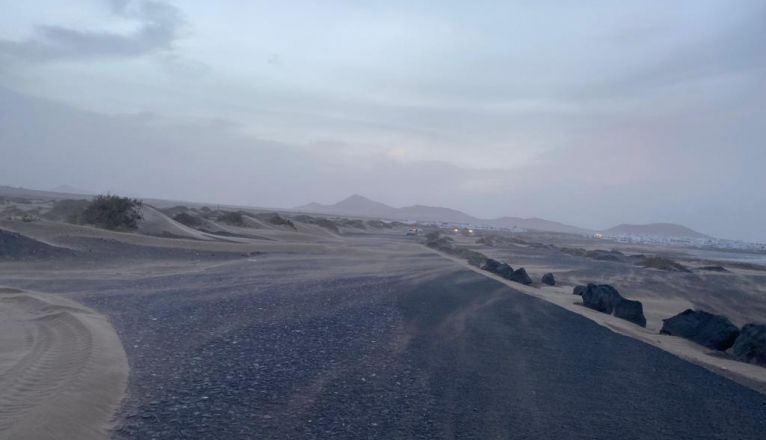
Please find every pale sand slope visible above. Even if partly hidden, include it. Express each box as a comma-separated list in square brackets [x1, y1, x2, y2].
[0, 288, 128, 440]
[137, 206, 221, 241]
[432, 249, 766, 395]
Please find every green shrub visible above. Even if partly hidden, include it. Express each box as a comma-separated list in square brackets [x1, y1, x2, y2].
[424, 230, 487, 266]
[560, 247, 587, 257]
[79, 195, 143, 230]
[459, 249, 488, 267]
[366, 220, 392, 229]
[290, 214, 339, 233]
[267, 213, 296, 230]
[424, 231, 441, 242]
[173, 212, 203, 227]
[341, 219, 366, 229]
[218, 211, 245, 226]
[639, 256, 690, 272]
[316, 218, 340, 234]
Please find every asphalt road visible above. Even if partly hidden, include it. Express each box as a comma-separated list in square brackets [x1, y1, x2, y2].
[3, 238, 765, 439]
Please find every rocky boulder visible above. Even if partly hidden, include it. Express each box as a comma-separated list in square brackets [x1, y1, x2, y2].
[541, 273, 556, 286]
[480, 258, 515, 278]
[581, 284, 646, 327]
[614, 299, 647, 327]
[495, 263, 515, 279]
[582, 284, 622, 313]
[573, 285, 586, 296]
[660, 309, 740, 351]
[508, 268, 533, 285]
[481, 258, 502, 272]
[731, 324, 766, 366]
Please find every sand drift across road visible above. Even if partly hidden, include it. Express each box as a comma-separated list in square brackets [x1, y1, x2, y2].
[1, 220, 765, 439]
[0, 288, 128, 440]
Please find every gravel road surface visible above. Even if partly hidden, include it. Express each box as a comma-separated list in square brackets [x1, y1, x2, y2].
[2, 237, 765, 439]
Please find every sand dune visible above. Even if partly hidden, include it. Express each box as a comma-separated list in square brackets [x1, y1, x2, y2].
[0, 218, 330, 258]
[0, 288, 128, 440]
[137, 205, 220, 241]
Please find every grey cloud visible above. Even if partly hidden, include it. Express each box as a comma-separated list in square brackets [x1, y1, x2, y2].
[576, 4, 766, 100]
[1, 1, 764, 243]
[0, 0, 182, 64]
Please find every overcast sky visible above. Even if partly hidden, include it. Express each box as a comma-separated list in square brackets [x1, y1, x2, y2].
[1, 0, 764, 241]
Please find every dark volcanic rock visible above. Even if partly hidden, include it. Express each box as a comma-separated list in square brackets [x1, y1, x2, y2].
[614, 299, 647, 327]
[495, 263, 515, 279]
[541, 273, 556, 286]
[581, 284, 646, 327]
[731, 324, 766, 365]
[581, 284, 622, 314]
[508, 268, 533, 285]
[573, 285, 586, 296]
[660, 309, 740, 351]
[481, 258, 502, 272]
[480, 259, 515, 279]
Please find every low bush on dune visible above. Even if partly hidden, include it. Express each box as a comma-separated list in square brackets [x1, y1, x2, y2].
[162, 205, 191, 217]
[424, 231, 488, 267]
[638, 256, 690, 272]
[266, 213, 296, 230]
[424, 231, 441, 242]
[218, 211, 245, 226]
[366, 220, 392, 229]
[172, 212, 203, 227]
[424, 231, 453, 250]
[315, 218, 340, 234]
[456, 248, 488, 267]
[340, 219, 366, 229]
[585, 249, 625, 262]
[477, 234, 528, 247]
[79, 195, 143, 230]
[291, 214, 340, 233]
[560, 247, 588, 257]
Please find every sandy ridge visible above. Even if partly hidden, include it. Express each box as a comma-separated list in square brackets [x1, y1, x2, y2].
[0, 288, 128, 440]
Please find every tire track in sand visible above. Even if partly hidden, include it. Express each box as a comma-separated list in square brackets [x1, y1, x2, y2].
[0, 289, 128, 440]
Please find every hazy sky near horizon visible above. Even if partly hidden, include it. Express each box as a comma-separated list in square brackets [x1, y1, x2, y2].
[1, 1, 765, 241]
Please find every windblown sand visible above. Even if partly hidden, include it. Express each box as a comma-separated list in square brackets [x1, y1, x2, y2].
[0, 202, 765, 438]
[0, 288, 128, 440]
[433, 248, 766, 394]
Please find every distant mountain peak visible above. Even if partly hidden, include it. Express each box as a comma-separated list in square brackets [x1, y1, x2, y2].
[344, 194, 372, 201]
[295, 194, 396, 218]
[294, 194, 587, 233]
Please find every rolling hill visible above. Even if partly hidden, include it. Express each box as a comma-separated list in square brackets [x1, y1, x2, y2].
[603, 223, 709, 239]
[295, 195, 588, 233]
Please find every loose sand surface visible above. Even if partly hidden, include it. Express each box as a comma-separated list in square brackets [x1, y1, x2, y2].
[1, 208, 766, 439]
[0, 287, 128, 440]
